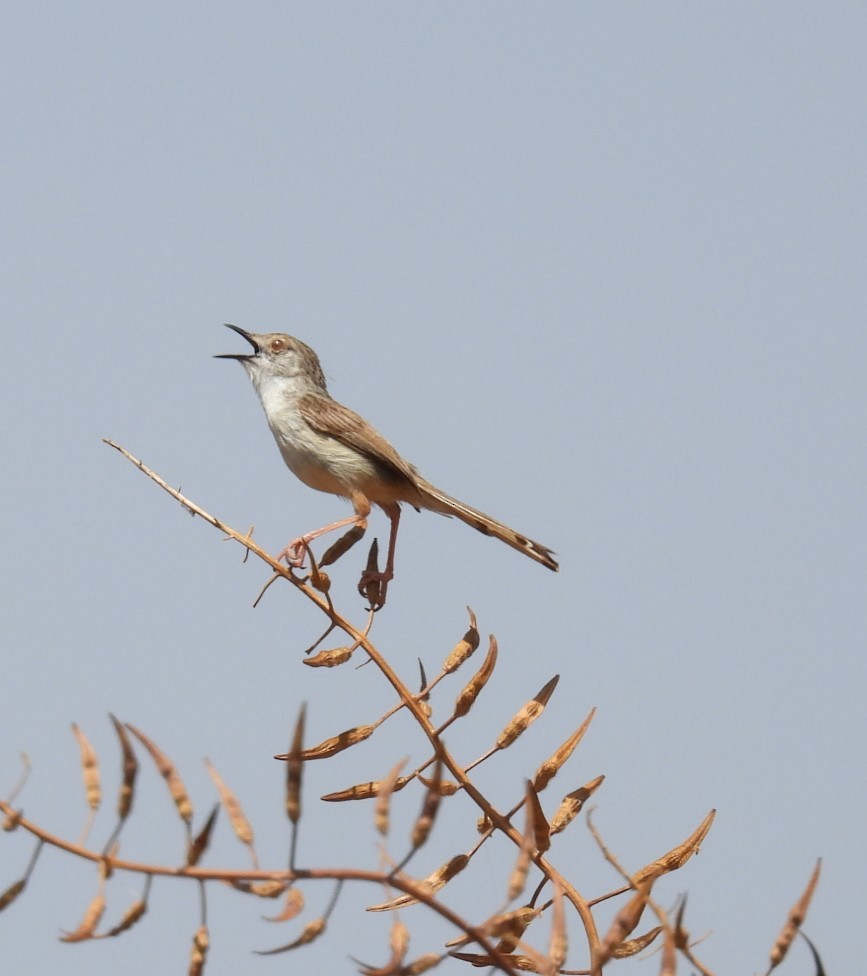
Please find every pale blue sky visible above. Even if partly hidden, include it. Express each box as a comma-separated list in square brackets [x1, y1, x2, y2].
[2, 3, 865, 974]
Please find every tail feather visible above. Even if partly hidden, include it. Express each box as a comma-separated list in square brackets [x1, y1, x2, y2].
[417, 482, 559, 572]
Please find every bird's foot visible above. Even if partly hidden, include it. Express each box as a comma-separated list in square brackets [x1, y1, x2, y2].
[357, 568, 394, 610]
[276, 537, 309, 569]
[357, 539, 394, 610]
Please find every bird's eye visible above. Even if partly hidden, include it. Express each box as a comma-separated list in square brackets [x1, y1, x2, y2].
[269, 338, 286, 353]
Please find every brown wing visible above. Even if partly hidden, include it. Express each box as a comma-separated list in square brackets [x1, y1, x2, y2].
[297, 393, 420, 486]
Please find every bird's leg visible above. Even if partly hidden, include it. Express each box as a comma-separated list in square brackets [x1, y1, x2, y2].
[357, 503, 401, 608]
[279, 492, 371, 569]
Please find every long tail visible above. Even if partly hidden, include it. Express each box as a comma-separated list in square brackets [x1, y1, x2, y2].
[417, 481, 559, 572]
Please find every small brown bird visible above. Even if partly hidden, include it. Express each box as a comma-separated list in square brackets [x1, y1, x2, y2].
[217, 325, 557, 604]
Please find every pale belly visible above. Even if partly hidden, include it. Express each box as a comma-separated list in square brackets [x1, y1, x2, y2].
[267, 412, 411, 503]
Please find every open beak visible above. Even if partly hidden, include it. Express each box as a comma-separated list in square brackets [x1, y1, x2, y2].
[214, 324, 260, 361]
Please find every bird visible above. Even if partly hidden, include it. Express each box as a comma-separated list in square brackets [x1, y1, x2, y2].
[217, 324, 558, 605]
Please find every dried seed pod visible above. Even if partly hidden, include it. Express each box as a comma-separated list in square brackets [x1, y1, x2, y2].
[309, 565, 331, 593]
[321, 524, 365, 566]
[507, 839, 533, 903]
[186, 804, 219, 866]
[205, 759, 254, 848]
[60, 892, 106, 942]
[533, 707, 596, 792]
[303, 646, 354, 668]
[416, 774, 460, 796]
[548, 775, 605, 835]
[256, 917, 327, 954]
[0, 879, 26, 913]
[598, 882, 651, 964]
[490, 907, 541, 952]
[102, 899, 148, 937]
[322, 776, 410, 803]
[660, 927, 676, 975]
[410, 758, 444, 850]
[71, 723, 101, 813]
[126, 724, 193, 825]
[453, 636, 498, 719]
[402, 952, 442, 974]
[450, 952, 538, 971]
[263, 887, 305, 923]
[632, 809, 715, 885]
[548, 882, 567, 971]
[285, 705, 307, 824]
[226, 879, 287, 898]
[443, 607, 480, 673]
[108, 713, 138, 821]
[367, 855, 469, 912]
[611, 925, 662, 958]
[496, 675, 559, 750]
[188, 925, 209, 976]
[767, 859, 822, 973]
[525, 782, 551, 855]
[278, 724, 374, 761]
[375, 760, 409, 836]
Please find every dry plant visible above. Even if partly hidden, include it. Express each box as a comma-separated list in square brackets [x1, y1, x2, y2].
[0, 441, 824, 975]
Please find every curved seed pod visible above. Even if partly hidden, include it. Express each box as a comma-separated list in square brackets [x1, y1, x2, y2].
[309, 565, 331, 594]
[661, 928, 677, 975]
[416, 775, 460, 796]
[767, 859, 822, 973]
[277, 724, 374, 761]
[632, 809, 715, 885]
[322, 775, 411, 804]
[71, 723, 101, 813]
[0, 879, 26, 913]
[303, 646, 354, 668]
[525, 783, 550, 855]
[263, 887, 305, 923]
[102, 899, 148, 938]
[549, 775, 605, 835]
[108, 714, 138, 821]
[597, 882, 651, 965]
[256, 917, 327, 954]
[484, 907, 541, 953]
[321, 524, 365, 566]
[356, 917, 411, 975]
[450, 952, 538, 971]
[402, 952, 442, 974]
[533, 707, 596, 792]
[375, 760, 409, 836]
[611, 926, 662, 958]
[548, 882, 567, 972]
[285, 705, 307, 824]
[126, 724, 193, 825]
[304, 647, 355, 668]
[205, 759, 254, 849]
[188, 925, 209, 976]
[186, 804, 219, 867]
[496, 676, 559, 750]
[367, 855, 469, 912]
[60, 892, 106, 942]
[226, 879, 287, 898]
[411, 757, 444, 850]
[443, 607, 480, 673]
[506, 789, 535, 900]
[453, 636, 498, 719]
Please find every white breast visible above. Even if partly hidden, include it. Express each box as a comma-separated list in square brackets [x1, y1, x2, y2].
[256, 382, 379, 498]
